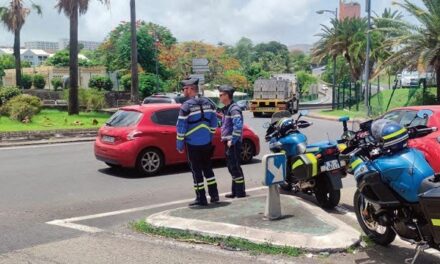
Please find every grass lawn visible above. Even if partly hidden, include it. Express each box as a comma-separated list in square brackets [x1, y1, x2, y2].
[321, 87, 437, 119]
[0, 109, 111, 132]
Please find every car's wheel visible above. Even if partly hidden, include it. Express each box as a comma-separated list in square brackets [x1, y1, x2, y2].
[354, 190, 396, 246]
[136, 148, 164, 176]
[105, 162, 121, 169]
[241, 139, 255, 164]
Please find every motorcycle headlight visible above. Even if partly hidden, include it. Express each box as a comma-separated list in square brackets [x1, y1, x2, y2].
[296, 142, 307, 154]
[269, 141, 283, 151]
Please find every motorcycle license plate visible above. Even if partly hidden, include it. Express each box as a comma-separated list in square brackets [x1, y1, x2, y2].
[324, 160, 340, 171]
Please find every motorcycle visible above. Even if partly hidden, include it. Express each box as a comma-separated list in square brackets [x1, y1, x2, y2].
[264, 110, 347, 209]
[339, 110, 440, 264]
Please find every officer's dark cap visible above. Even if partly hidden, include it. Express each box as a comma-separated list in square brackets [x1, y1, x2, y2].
[218, 85, 235, 97]
[180, 77, 199, 87]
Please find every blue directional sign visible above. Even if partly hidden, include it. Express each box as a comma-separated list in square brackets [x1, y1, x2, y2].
[262, 153, 287, 186]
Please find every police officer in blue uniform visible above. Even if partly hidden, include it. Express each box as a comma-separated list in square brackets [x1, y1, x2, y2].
[218, 85, 246, 198]
[176, 78, 219, 206]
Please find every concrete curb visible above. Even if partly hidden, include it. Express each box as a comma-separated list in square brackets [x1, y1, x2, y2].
[0, 129, 98, 147]
[307, 111, 368, 123]
[0, 137, 96, 148]
[146, 195, 361, 253]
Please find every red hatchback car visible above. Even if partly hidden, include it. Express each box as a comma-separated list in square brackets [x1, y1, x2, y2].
[94, 104, 260, 176]
[381, 106, 440, 173]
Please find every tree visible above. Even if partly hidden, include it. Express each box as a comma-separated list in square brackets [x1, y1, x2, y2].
[0, 1, 41, 88]
[380, 0, 440, 103]
[55, 0, 109, 115]
[254, 41, 290, 73]
[289, 50, 312, 73]
[45, 49, 91, 67]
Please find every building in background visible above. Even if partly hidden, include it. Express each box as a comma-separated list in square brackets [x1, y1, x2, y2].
[339, 0, 361, 20]
[0, 48, 49, 66]
[23, 39, 101, 53]
[24, 41, 58, 53]
[58, 39, 101, 51]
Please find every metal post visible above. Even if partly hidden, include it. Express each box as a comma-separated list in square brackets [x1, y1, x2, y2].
[349, 81, 352, 110]
[264, 185, 282, 220]
[364, 0, 372, 116]
[154, 30, 160, 91]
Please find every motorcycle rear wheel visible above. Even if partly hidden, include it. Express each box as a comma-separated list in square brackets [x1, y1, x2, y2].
[314, 176, 340, 209]
[354, 190, 396, 246]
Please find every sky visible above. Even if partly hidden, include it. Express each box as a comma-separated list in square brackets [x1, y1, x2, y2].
[0, 0, 422, 48]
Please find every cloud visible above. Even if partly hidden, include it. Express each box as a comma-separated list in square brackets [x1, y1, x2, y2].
[0, 0, 422, 47]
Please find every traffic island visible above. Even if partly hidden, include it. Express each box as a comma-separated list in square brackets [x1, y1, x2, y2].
[144, 194, 361, 253]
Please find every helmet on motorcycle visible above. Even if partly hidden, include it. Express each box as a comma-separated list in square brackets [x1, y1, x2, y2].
[277, 118, 296, 137]
[370, 119, 408, 152]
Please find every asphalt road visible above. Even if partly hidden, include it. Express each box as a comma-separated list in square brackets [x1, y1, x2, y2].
[1, 111, 438, 263]
[0, 112, 348, 254]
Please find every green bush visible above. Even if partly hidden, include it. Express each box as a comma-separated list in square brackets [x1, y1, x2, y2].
[120, 74, 131, 91]
[1, 94, 41, 121]
[51, 77, 63, 91]
[63, 88, 108, 111]
[21, 74, 33, 90]
[0, 86, 21, 105]
[414, 89, 437, 105]
[33, 74, 46, 89]
[139, 73, 164, 98]
[89, 76, 113, 91]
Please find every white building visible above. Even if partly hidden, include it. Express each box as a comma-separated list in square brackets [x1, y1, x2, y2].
[0, 48, 50, 66]
[24, 41, 58, 53]
[58, 39, 101, 51]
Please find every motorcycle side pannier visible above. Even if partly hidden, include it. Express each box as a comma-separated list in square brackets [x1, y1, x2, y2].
[291, 153, 319, 180]
[419, 186, 440, 244]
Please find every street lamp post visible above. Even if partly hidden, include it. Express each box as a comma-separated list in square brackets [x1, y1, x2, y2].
[317, 8, 338, 110]
[364, 0, 372, 116]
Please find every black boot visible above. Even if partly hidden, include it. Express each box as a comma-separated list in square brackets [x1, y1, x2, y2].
[189, 189, 208, 206]
[188, 199, 208, 206]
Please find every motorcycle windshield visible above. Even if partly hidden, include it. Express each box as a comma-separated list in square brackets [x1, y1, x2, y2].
[271, 111, 292, 124]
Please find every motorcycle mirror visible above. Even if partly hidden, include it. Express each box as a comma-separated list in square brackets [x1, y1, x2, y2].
[338, 116, 350, 122]
[416, 109, 433, 119]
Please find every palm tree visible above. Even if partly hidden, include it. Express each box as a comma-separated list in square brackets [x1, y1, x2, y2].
[0, 0, 41, 89]
[312, 18, 369, 82]
[55, 0, 109, 115]
[381, 0, 440, 103]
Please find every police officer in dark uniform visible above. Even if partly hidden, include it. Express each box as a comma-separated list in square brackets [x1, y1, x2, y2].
[218, 85, 246, 198]
[176, 78, 219, 206]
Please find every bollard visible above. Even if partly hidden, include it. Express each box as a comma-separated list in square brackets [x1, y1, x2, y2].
[262, 153, 286, 221]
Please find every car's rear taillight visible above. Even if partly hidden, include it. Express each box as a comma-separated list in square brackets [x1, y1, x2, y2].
[127, 130, 142, 141]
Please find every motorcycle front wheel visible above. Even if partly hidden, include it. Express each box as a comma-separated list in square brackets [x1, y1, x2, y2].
[354, 190, 396, 246]
[314, 176, 340, 209]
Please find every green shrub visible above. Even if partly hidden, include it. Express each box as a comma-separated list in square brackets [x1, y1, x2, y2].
[89, 76, 113, 91]
[63, 88, 108, 111]
[139, 73, 164, 98]
[21, 74, 33, 90]
[1, 94, 41, 121]
[414, 89, 437, 105]
[51, 77, 63, 91]
[0, 86, 21, 105]
[33, 74, 46, 89]
[120, 74, 131, 91]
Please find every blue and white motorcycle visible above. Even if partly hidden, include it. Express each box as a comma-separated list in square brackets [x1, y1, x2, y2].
[339, 110, 440, 263]
[265, 110, 347, 209]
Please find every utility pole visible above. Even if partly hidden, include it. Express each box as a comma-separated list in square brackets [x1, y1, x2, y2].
[316, 8, 338, 110]
[130, 0, 139, 103]
[364, 0, 372, 116]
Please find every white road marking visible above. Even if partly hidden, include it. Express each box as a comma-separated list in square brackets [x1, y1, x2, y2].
[46, 186, 266, 232]
[0, 142, 92, 151]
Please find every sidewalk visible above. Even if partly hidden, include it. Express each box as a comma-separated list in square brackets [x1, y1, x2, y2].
[147, 194, 361, 252]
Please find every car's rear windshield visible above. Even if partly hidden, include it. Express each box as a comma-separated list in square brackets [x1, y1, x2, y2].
[143, 97, 172, 104]
[106, 110, 142, 127]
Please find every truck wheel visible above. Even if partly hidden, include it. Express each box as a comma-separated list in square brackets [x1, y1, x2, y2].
[253, 112, 262, 117]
